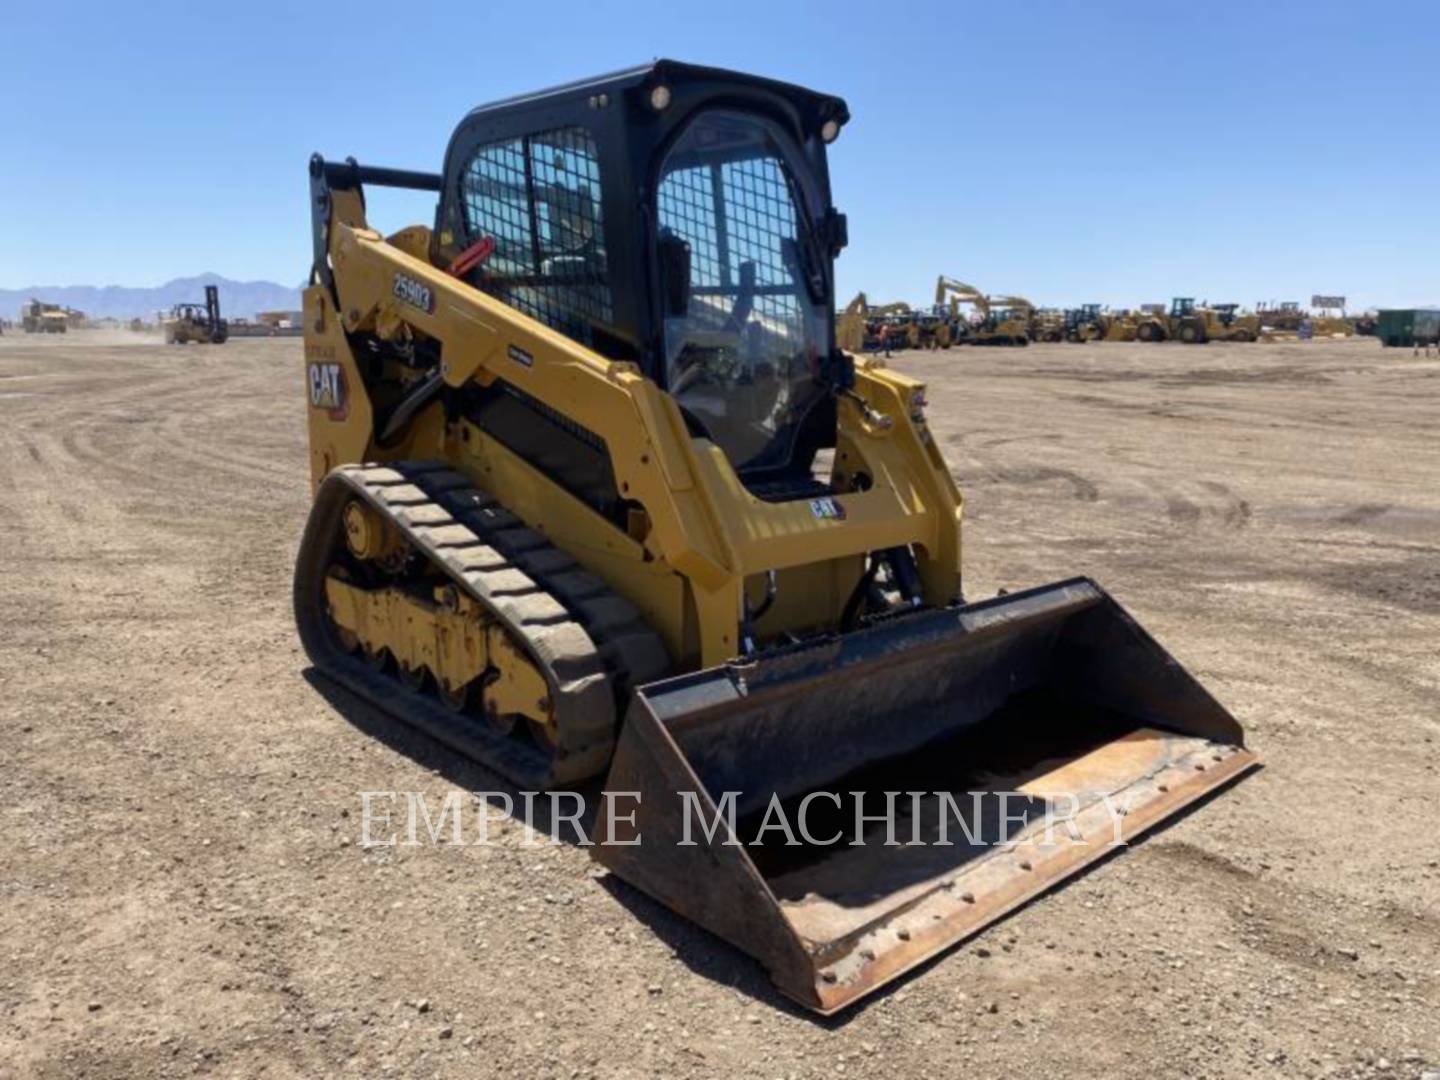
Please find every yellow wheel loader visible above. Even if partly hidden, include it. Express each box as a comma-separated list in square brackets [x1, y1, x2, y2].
[1102, 308, 1140, 341]
[1137, 298, 1259, 344]
[295, 61, 1257, 1014]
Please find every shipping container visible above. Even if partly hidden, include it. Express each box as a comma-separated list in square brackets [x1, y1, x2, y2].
[1375, 309, 1440, 347]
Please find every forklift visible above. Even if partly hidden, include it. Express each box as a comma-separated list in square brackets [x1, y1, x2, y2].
[165, 285, 229, 345]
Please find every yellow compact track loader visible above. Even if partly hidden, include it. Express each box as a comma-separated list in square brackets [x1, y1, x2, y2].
[295, 61, 1258, 1014]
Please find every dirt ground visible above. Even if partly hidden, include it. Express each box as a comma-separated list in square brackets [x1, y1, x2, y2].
[2, 330, 1437, 1079]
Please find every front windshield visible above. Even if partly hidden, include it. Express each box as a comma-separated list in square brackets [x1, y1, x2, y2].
[657, 110, 829, 474]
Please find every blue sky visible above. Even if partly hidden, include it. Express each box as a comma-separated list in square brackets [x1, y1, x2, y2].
[1, 0, 1435, 309]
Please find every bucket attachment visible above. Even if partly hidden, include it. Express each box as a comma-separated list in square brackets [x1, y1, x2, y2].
[594, 577, 1259, 1014]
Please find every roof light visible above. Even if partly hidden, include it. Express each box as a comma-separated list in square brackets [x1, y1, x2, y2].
[649, 85, 672, 111]
[821, 119, 841, 143]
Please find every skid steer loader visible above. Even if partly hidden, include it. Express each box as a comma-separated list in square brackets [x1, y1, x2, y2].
[295, 61, 1258, 1014]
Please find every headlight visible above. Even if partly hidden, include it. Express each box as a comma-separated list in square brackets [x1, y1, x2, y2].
[821, 119, 841, 143]
[649, 85, 672, 111]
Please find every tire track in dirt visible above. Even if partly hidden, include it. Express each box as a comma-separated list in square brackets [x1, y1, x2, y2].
[1334, 502, 1391, 526]
[45, 370, 294, 502]
[1157, 480, 1251, 531]
[1146, 839, 1440, 974]
[994, 464, 1100, 502]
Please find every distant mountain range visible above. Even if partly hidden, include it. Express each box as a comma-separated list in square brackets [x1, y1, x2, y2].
[1, 274, 302, 321]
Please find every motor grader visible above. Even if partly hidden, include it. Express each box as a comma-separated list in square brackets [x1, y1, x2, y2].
[296, 60, 1257, 1014]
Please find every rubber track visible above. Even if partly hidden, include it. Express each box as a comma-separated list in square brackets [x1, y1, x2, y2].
[294, 461, 670, 788]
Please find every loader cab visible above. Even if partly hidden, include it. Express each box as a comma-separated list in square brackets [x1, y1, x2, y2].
[435, 61, 851, 490]
[1212, 303, 1239, 326]
[1170, 297, 1196, 318]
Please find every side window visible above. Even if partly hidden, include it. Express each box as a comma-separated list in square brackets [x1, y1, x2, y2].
[459, 127, 612, 345]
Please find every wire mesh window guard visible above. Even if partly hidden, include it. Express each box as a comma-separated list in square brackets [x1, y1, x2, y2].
[459, 127, 612, 345]
[655, 111, 824, 473]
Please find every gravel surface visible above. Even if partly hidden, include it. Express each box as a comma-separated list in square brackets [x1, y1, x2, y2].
[1, 331, 1436, 1078]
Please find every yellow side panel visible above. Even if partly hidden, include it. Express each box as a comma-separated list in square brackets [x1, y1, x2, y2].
[302, 286, 372, 490]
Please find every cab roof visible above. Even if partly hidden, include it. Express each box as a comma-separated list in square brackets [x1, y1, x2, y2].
[459, 59, 849, 130]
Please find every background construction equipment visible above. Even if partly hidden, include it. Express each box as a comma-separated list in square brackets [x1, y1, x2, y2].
[163, 285, 229, 344]
[20, 299, 68, 334]
[1135, 298, 1258, 344]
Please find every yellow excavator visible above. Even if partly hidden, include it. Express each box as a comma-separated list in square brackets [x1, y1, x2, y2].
[934, 276, 1028, 346]
[983, 295, 1034, 346]
[296, 61, 1257, 1014]
[837, 294, 920, 353]
[990, 294, 1047, 343]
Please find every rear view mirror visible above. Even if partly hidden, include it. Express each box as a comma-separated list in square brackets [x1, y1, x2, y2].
[658, 231, 691, 317]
